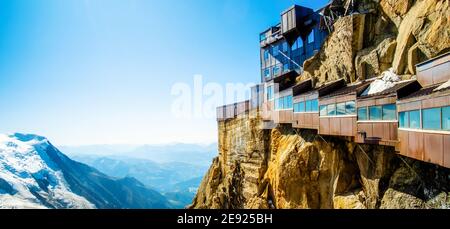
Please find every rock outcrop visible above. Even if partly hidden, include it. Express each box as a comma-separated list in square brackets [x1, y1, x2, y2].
[303, 0, 450, 86]
[189, 0, 450, 209]
[190, 115, 450, 209]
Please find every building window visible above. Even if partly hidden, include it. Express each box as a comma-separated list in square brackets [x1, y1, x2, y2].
[358, 107, 368, 121]
[336, 103, 345, 115]
[286, 95, 293, 109]
[409, 110, 420, 129]
[275, 95, 292, 110]
[264, 50, 269, 60]
[308, 31, 315, 44]
[266, 86, 273, 101]
[369, 106, 382, 120]
[327, 104, 336, 116]
[422, 108, 441, 130]
[293, 103, 298, 112]
[294, 102, 305, 113]
[264, 68, 270, 78]
[311, 99, 318, 112]
[283, 63, 290, 73]
[400, 106, 450, 131]
[273, 65, 280, 76]
[320, 105, 327, 116]
[282, 42, 288, 52]
[273, 45, 279, 56]
[345, 101, 356, 114]
[399, 112, 408, 128]
[305, 100, 312, 112]
[382, 104, 397, 120]
[260, 33, 267, 42]
[442, 106, 450, 131]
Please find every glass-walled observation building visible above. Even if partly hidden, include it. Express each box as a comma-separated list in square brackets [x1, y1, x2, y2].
[259, 5, 328, 83]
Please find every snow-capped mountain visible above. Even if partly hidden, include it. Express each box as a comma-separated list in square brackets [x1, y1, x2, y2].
[0, 133, 171, 209]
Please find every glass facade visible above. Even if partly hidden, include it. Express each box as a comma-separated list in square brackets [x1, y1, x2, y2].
[320, 101, 356, 116]
[283, 63, 289, 73]
[346, 101, 356, 114]
[292, 37, 303, 51]
[399, 111, 408, 128]
[264, 68, 270, 78]
[294, 99, 318, 113]
[282, 42, 288, 52]
[264, 50, 269, 60]
[266, 86, 273, 101]
[311, 99, 318, 112]
[320, 105, 327, 116]
[260, 33, 267, 42]
[358, 107, 368, 121]
[308, 31, 315, 44]
[358, 104, 397, 121]
[275, 95, 293, 110]
[409, 110, 420, 129]
[327, 104, 336, 116]
[369, 106, 382, 120]
[399, 106, 450, 131]
[273, 65, 280, 76]
[273, 45, 279, 56]
[336, 103, 345, 115]
[422, 108, 441, 130]
[443, 106, 450, 131]
[382, 104, 397, 120]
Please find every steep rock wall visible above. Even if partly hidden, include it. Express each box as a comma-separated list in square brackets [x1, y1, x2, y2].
[190, 114, 450, 209]
[189, 0, 450, 209]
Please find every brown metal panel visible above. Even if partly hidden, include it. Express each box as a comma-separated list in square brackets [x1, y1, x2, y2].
[418, 68, 434, 87]
[432, 61, 450, 85]
[330, 118, 341, 135]
[319, 97, 335, 106]
[423, 133, 444, 165]
[382, 123, 391, 140]
[357, 99, 375, 108]
[444, 135, 450, 169]
[376, 97, 396, 106]
[300, 113, 306, 125]
[236, 101, 249, 116]
[432, 96, 448, 108]
[217, 107, 225, 121]
[305, 113, 312, 127]
[422, 98, 434, 109]
[336, 95, 355, 103]
[319, 118, 330, 135]
[390, 123, 398, 141]
[398, 101, 421, 112]
[312, 113, 319, 128]
[352, 117, 357, 136]
[357, 123, 371, 143]
[408, 131, 424, 161]
[372, 122, 384, 139]
[398, 130, 409, 155]
[363, 123, 373, 138]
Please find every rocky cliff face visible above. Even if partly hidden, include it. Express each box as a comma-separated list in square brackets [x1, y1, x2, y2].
[303, 0, 450, 85]
[190, 113, 450, 209]
[189, 0, 450, 209]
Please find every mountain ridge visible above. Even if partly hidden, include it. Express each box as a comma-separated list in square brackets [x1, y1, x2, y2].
[0, 133, 171, 209]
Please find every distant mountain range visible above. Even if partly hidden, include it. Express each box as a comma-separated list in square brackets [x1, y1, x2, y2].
[60, 142, 217, 208]
[0, 133, 171, 209]
[59, 143, 217, 166]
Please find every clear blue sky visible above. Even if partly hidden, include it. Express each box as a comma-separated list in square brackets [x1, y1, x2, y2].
[0, 0, 328, 146]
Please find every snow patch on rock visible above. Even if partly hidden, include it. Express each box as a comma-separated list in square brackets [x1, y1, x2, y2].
[361, 68, 401, 96]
